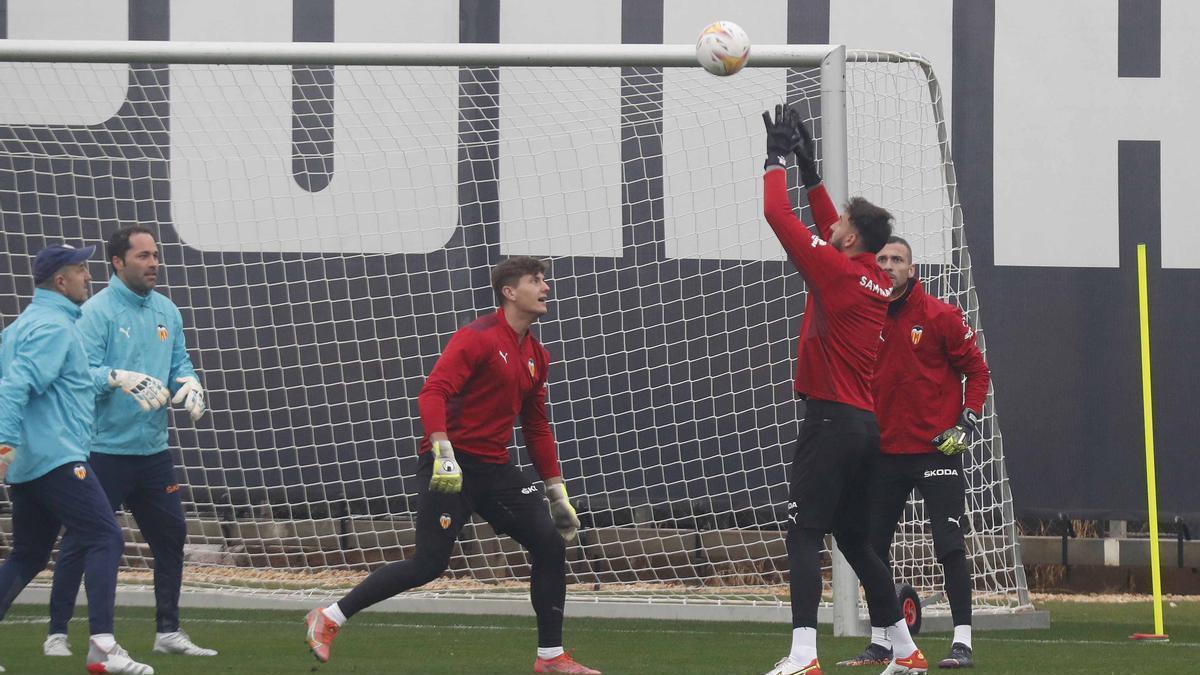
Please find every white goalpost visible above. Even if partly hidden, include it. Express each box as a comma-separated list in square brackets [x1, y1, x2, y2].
[0, 40, 1044, 634]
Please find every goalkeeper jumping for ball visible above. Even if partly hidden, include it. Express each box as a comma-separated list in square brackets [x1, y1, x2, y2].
[836, 236, 990, 670]
[760, 104, 927, 675]
[305, 256, 600, 674]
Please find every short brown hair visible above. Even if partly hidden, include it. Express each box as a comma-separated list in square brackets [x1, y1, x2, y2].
[107, 225, 158, 272]
[845, 197, 893, 254]
[490, 256, 546, 305]
[884, 235, 913, 262]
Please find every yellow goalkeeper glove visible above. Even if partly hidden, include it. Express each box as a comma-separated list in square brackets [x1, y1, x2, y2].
[932, 426, 969, 456]
[932, 409, 981, 456]
[429, 439, 462, 494]
[546, 482, 580, 542]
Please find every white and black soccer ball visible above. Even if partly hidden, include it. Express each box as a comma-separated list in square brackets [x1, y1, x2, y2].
[695, 20, 751, 76]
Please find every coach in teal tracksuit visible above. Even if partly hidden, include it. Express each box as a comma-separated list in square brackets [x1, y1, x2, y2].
[0, 244, 157, 674]
[47, 226, 217, 659]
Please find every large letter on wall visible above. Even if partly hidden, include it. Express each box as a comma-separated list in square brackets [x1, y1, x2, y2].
[169, 0, 460, 254]
[995, 0, 1200, 269]
[0, 0, 128, 125]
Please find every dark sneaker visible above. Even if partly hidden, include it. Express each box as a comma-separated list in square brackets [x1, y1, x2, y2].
[836, 642, 893, 666]
[937, 643, 974, 669]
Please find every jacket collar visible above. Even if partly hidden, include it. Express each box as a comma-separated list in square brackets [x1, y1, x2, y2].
[888, 276, 925, 316]
[32, 288, 83, 319]
[493, 307, 535, 347]
[108, 273, 153, 308]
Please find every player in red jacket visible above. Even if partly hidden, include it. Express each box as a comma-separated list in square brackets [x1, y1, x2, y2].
[304, 256, 600, 675]
[760, 105, 927, 675]
[840, 236, 989, 670]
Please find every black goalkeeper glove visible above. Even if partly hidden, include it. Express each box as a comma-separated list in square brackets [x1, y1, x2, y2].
[959, 408, 982, 439]
[762, 103, 801, 170]
[793, 117, 821, 188]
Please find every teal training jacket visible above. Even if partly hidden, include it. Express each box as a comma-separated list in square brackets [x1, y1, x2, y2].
[0, 289, 98, 483]
[78, 274, 199, 456]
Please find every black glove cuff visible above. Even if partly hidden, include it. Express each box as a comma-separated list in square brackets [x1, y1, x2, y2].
[764, 155, 788, 171]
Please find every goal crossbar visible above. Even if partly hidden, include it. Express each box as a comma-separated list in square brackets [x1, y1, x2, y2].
[0, 39, 839, 68]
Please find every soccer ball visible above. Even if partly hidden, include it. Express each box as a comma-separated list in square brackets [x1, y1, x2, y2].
[695, 21, 750, 76]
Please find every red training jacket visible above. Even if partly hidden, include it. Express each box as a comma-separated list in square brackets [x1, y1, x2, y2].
[762, 169, 893, 412]
[417, 308, 560, 480]
[873, 278, 990, 454]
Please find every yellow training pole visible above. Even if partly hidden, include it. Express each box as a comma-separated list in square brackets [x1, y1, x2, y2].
[1131, 243, 1168, 641]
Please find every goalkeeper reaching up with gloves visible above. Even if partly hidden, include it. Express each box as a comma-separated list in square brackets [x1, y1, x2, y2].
[760, 105, 927, 675]
[305, 256, 600, 675]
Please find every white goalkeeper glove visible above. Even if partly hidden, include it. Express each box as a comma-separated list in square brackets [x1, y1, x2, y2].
[108, 369, 169, 411]
[429, 439, 462, 494]
[172, 376, 207, 421]
[0, 443, 17, 482]
[545, 482, 580, 542]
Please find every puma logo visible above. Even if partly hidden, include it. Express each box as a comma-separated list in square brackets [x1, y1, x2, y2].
[499, 351, 509, 364]
[118, 327, 131, 339]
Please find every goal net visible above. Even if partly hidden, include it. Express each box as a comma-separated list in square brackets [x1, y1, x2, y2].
[0, 41, 1032, 627]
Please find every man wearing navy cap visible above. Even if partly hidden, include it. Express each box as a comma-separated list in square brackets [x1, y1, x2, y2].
[46, 225, 216, 661]
[0, 243, 158, 675]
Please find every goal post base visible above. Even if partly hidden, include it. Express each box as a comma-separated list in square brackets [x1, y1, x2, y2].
[13, 586, 1047, 628]
[909, 609, 1050, 633]
[13, 585, 798, 623]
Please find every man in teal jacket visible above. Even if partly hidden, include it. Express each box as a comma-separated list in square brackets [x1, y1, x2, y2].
[0, 243, 158, 675]
[46, 226, 217, 659]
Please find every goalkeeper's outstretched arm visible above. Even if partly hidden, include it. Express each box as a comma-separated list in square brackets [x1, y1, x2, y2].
[761, 105, 860, 294]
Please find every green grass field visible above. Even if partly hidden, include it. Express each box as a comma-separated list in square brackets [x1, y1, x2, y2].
[1, 600, 1196, 673]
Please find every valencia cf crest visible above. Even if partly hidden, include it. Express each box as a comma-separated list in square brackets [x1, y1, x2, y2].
[910, 326, 924, 345]
[527, 357, 536, 379]
[439, 513, 452, 530]
[157, 324, 168, 341]
[73, 464, 87, 480]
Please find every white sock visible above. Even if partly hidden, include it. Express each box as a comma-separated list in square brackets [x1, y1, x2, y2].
[871, 625, 892, 649]
[538, 646, 565, 660]
[953, 624, 972, 649]
[156, 631, 179, 639]
[788, 626, 818, 665]
[888, 618, 918, 658]
[323, 602, 347, 626]
[90, 633, 117, 652]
